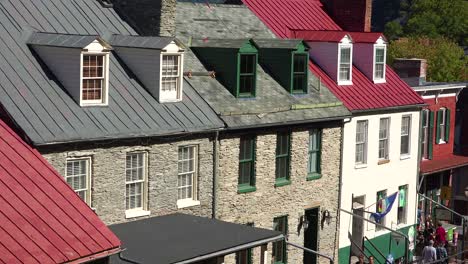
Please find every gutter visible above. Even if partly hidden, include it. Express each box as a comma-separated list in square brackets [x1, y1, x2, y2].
[351, 104, 426, 115]
[67, 247, 122, 264]
[174, 235, 284, 264]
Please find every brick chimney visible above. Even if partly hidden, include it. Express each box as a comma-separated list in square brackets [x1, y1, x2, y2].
[322, 0, 372, 32]
[393, 58, 427, 86]
[112, 0, 176, 37]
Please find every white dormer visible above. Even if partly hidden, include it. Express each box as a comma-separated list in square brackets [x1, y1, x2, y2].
[110, 35, 185, 103]
[337, 35, 353, 85]
[28, 32, 112, 107]
[353, 34, 388, 83]
[305, 33, 353, 86]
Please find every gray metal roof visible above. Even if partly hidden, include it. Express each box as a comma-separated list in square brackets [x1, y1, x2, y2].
[254, 39, 306, 49]
[191, 38, 252, 49]
[0, 0, 223, 145]
[27, 32, 102, 48]
[176, 3, 350, 128]
[109, 34, 175, 49]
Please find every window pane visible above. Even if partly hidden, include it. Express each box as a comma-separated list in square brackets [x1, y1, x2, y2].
[178, 146, 197, 200]
[340, 47, 351, 63]
[375, 48, 385, 63]
[66, 159, 89, 204]
[240, 54, 255, 74]
[375, 64, 384, 79]
[355, 121, 367, 163]
[239, 76, 254, 95]
[293, 74, 306, 92]
[82, 55, 105, 102]
[125, 153, 145, 210]
[239, 137, 255, 186]
[293, 54, 307, 73]
[273, 216, 287, 263]
[339, 66, 350, 81]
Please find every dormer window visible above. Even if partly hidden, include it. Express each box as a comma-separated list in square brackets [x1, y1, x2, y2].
[238, 54, 257, 97]
[338, 45, 352, 84]
[161, 54, 182, 101]
[81, 54, 106, 104]
[374, 46, 386, 82]
[292, 53, 308, 93]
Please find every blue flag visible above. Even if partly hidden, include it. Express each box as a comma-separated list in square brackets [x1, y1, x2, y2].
[371, 192, 398, 223]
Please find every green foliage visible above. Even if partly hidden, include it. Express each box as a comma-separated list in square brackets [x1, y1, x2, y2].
[384, 21, 403, 41]
[388, 37, 467, 82]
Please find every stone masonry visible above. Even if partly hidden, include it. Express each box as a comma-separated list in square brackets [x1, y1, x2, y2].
[40, 134, 215, 225]
[217, 126, 342, 264]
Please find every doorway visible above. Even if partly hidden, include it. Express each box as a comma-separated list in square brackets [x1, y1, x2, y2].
[351, 196, 365, 257]
[303, 207, 319, 264]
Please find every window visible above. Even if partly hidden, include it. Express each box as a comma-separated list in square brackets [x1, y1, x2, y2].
[275, 132, 291, 185]
[66, 158, 91, 205]
[125, 153, 147, 211]
[81, 54, 106, 104]
[236, 223, 254, 264]
[161, 54, 182, 101]
[177, 146, 198, 207]
[238, 136, 256, 192]
[374, 47, 386, 81]
[436, 108, 450, 144]
[421, 109, 433, 159]
[338, 46, 352, 83]
[376, 190, 387, 230]
[400, 115, 411, 156]
[378, 118, 390, 160]
[238, 54, 257, 97]
[355, 120, 368, 164]
[292, 54, 308, 93]
[308, 129, 321, 179]
[273, 216, 288, 264]
[397, 185, 408, 225]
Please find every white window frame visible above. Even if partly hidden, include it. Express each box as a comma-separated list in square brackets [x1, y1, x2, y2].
[439, 108, 447, 144]
[80, 51, 110, 106]
[422, 109, 430, 159]
[177, 145, 200, 209]
[65, 157, 92, 206]
[159, 50, 184, 103]
[378, 117, 390, 160]
[337, 36, 353, 85]
[400, 115, 411, 157]
[355, 120, 368, 165]
[125, 152, 149, 218]
[373, 44, 386, 83]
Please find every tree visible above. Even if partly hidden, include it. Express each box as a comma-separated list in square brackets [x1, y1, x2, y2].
[388, 37, 467, 82]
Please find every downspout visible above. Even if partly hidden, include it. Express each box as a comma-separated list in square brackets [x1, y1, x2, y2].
[212, 130, 219, 219]
[337, 117, 351, 260]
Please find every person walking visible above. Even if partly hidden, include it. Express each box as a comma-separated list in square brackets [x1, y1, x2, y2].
[421, 240, 437, 263]
[435, 222, 446, 245]
[436, 241, 448, 264]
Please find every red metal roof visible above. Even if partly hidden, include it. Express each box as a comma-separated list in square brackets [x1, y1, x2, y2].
[421, 153, 468, 175]
[0, 119, 120, 263]
[349, 32, 387, 43]
[292, 30, 348, 42]
[243, 0, 425, 111]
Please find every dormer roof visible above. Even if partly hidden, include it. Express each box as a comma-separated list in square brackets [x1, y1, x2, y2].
[191, 38, 255, 49]
[349, 32, 387, 44]
[27, 32, 112, 50]
[253, 39, 308, 49]
[292, 30, 351, 43]
[109, 34, 184, 50]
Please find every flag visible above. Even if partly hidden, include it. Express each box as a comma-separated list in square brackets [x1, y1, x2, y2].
[371, 192, 398, 223]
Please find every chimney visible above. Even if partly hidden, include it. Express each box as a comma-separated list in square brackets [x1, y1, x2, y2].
[322, 0, 372, 32]
[112, 0, 176, 37]
[393, 58, 427, 86]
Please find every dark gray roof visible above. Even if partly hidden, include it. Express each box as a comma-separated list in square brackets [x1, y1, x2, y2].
[27, 32, 102, 48]
[0, 0, 223, 145]
[254, 39, 306, 49]
[109, 34, 175, 49]
[191, 38, 251, 48]
[176, 3, 350, 128]
[110, 213, 283, 264]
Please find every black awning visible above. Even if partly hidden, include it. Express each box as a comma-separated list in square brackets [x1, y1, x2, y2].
[109, 213, 283, 264]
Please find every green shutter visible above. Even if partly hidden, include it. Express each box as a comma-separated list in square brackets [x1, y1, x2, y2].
[436, 110, 442, 144]
[428, 111, 434, 159]
[445, 109, 451, 142]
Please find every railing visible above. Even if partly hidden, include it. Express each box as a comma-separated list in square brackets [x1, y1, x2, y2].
[363, 236, 389, 264]
[347, 231, 371, 263]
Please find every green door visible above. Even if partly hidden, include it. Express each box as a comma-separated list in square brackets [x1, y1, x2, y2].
[303, 208, 319, 264]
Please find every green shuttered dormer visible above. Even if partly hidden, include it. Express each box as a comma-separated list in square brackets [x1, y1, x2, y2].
[191, 39, 258, 98]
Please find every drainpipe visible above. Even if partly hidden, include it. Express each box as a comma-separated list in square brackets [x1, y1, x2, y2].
[212, 130, 219, 219]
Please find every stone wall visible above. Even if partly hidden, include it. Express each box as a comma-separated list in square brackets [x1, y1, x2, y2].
[217, 126, 343, 264]
[112, 0, 176, 36]
[40, 135, 214, 225]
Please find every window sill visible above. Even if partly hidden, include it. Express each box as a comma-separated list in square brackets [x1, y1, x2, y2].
[378, 159, 390, 165]
[337, 80, 352, 85]
[177, 199, 200, 209]
[274, 178, 291, 187]
[125, 209, 150, 219]
[354, 163, 367, 169]
[238, 185, 257, 194]
[438, 140, 447, 145]
[306, 173, 322, 181]
[400, 154, 411, 160]
[159, 98, 182, 103]
[373, 79, 386, 84]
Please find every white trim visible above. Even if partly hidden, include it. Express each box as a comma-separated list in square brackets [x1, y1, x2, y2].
[354, 163, 368, 169]
[159, 50, 184, 103]
[125, 209, 150, 219]
[400, 115, 411, 157]
[177, 145, 199, 205]
[80, 51, 110, 106]
[373, 44, 386, 83]
[65, 157, 92, 206]
[400, 154, 411, 160]
[422, 93, 457, 99]
[337, 43, 353, 85]
[125, 152, 149, 211]
[177, 199, 201, 209]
